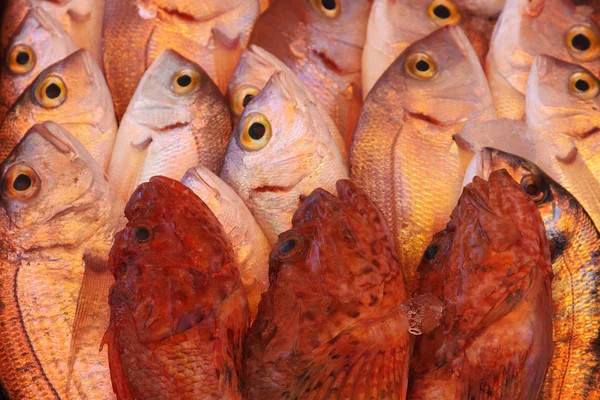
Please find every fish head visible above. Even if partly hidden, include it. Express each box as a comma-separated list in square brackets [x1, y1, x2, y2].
[379, 25, 494, 124]
[0, 121, 108, 248]
[0, 8, 78, 117]
[527, 54, 600, 138]
[109, 176, 241, 344]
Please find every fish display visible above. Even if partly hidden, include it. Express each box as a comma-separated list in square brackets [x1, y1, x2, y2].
[181, 165, 270, 321]
[409, 170, 554, 399]
[0, 8, 78, 124]
[486, 0, 600, 120]
[0, 122, 124, 399]
[249, 0, 372, 147]
[107, 49, 231, 201]
[221, 70, 349, 245]
[351, 25, 496, 293]
[103, 176, 249, 399]
[103, 0, 260, 121]
[0, 49, 117, 171]
[467, 148, 600, 400]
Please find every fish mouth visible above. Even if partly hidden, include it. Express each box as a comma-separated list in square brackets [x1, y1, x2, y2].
[30, 122, 74, 154]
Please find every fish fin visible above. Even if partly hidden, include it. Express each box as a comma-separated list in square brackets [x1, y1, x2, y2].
[288, 317, 410, 399]
[66, 253, 114, 395]
[213, 28, 243, 93]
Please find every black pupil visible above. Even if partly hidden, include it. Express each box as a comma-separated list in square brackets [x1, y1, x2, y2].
[321, 0, 336, 10]
[13, 174, 31, 191]
[135, 227, 150, 242]
[45, 83, 61, 99]
[572, 34, 591, 51]
[280, 239, 296, 254]
[416, 60, 430, 72]
[433, 5, 451, 19]
[575, 79, 590, 92]
[242, 94, 254, 108]
[177, 74, 192, 87]
[248, 122, 266, 140]
[16, 51, 30, 65]
[424, 244, 438, 260]
[526, 183, 541, 196]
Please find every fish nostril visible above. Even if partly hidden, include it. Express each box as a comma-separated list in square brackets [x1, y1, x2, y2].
[433, 5, 451, 19]
[572, 34, 591, 51]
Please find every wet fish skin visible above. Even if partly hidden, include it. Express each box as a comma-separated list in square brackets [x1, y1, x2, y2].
[351, 25, 496, 294]
[0, 122, 124, 400]
[470, 148, 600, 400]
[107, 49, 231, 202]
[0, 8, 78, 124]
[486, 0, 600, 120]
[244, 179, 412, 399]
[221, 70, 349, 246]
[409, 170, 553, 399]
[249, 0, 372, 148]
[103, 176, 249, 399]
[103, 0, 260, 121]
[0, 49, 117, 172]
[181, 165, 270, 321]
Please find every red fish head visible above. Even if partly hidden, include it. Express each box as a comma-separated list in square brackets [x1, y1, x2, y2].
[109, 176, 240, 344]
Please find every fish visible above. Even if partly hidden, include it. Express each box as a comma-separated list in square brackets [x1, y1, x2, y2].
[0, 49, 117, 172]
[486, 0, 600, 120]
[362, 0, 491, 97]
[465, 148, 600, 400]
[103, 0, 260, 121]
[1, 0, 104, 67]
[350, 25, 496, 294]
[107, 49, 232, 202]
[0, 122, 125, 399]
[0, 8, 79, 124]
[455, 0, 506, 17]
[102, 176, 249, 399]
[244, 180, 418, 399]
[408, 169, 554, 399]
[227, 45, 347, 158]
[249, 0, 372, 148]
[181, 165, 270, 321]
[221, 70, 349, 246]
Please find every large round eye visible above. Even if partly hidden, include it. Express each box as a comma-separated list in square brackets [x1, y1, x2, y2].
[1, 163, 40, 200]
[134, 226, 152, 243]
[427, 0, 461, 26]
[238, 112, 272, 151]
[277, 234, 304, 260]
[423, 244, 438, 260]
[7, 44, 36, 75]
[311, 0, 340, 18]
[568, 71, 599, 99]
[34, 75, 67, 108]
[405, 53, 438, 80]
[232, 85, 260, 115]
[171, 68, 202, 95]
[520, 174, 549, 204]
[565, 25, 600, 62]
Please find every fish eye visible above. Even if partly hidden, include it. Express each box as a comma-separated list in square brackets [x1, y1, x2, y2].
[424, 244, 438, 260]
[405, 53, 438, 80]
[520, 174, 549, 204]
[311, 0, 340, 18]
[134, 226, 151, 243]
[232, 85, 260, 115]
[568, 71, 599, 99]
[171, 68, 202, 95]
[427, 0, 461, 26]
[565, 25, 600, 62]
[277, 234, 304, 259]
[1, 163, 40, 200]
[34, 75, 67, 108]
[7, 44, 36, 75]
[238, 112, 272, 151]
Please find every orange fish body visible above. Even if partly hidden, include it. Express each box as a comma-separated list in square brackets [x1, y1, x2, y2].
[244, 180, 412, 399]
[409, 170, 554, 399]
[103, 177, 249, 399]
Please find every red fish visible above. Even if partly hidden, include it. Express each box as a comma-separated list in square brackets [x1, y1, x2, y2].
[408, 170, 554, 399]
[102, 176, 249, 399]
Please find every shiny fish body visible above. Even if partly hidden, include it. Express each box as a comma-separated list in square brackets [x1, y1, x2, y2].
[351, 25, 496, 294]
[107, 49, 232, 202]
[103, 0, 260, 121]
[0, 122, 124, 399]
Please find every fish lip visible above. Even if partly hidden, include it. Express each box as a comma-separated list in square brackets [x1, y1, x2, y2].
[29, 121, 74, 154]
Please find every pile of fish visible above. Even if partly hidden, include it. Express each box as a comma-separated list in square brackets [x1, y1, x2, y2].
[0, 0, 598, 399]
